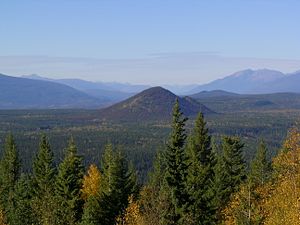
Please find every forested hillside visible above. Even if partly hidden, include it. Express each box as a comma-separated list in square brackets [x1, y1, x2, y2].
[0, 101, 299, 224]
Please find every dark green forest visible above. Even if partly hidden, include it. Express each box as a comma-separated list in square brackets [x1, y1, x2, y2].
[0, 105, 296, 181]
[0, 99, 299, 224]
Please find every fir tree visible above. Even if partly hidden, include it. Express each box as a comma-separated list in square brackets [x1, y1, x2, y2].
[9, 174, 36, 225]
[54, 137, 84, 225]
[231, 141, 271, 224]
[98, 144, 137, 225]
[140, 149, 168, 225]
[80, 195, 102, 225]
[164, 99, 189, 224]
[213, 137, 246, 215]
[249, 140, 271, 187]
[186, 112, 216, 224]
[0, 134, 20, 223]
[31, 134, 57, 225]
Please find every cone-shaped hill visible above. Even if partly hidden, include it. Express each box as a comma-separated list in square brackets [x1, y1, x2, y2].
[98, 86, 214, 121]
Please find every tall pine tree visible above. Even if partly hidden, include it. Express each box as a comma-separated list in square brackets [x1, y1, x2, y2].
[249, 140, 271, 186]
[55, 137, 84, 225]
[31, 134, 57, 225]
[99, 144, 137, 225]
[164, 99, 189, 224]
[213, 136, 246, 217]
[140, 149, 168, 225]
[0, 134, 20, 224]
[82, 144, 137, 225]
[9, 174, 36, 225]
[232, 140, 271, 224]
[186, 112, 216, 224]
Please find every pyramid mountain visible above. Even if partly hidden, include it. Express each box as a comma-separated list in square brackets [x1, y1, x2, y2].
[99, 86, 214, 121]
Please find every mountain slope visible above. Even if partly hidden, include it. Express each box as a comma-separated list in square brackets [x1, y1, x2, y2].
[191, 90, 239, 98]
[191, 69, 286, 94]
[22, 75, 148, 103]
[190, 91, 300, 112]
[99, 86, 214, 121]
[0, 74, 104, 109]
[262, 71, 300, 93]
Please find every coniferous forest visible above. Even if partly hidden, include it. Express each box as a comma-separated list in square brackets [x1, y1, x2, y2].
[0, 100, 299, 225]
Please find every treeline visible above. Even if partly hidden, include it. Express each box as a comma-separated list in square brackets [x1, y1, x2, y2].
[0, 100, 299, 224]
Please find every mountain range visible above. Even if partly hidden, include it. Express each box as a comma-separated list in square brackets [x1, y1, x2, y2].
[1, 68, 300, 111]
[190, 69, 300, 94]
[22, 75, 149, 104]
[0, 73, 103, 109]
[22, 68, 300, 96]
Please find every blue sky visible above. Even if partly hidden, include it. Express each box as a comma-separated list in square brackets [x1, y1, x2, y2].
[1, 0, 300, 84]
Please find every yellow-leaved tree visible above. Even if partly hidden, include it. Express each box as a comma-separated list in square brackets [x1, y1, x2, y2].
[263, 127, 300, 224]
[0, 207, 6, 225]
[116, 195, 145, 225]
[81, 164, 101, 200]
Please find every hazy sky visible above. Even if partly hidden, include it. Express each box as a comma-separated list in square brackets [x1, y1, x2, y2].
[1, 0, 300, 84]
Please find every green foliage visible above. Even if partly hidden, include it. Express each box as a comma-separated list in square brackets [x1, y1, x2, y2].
[139, 149, 167, 225]
[186, 112, 216, 224]
[213, 137, 246, 214]
[249, 140, 272, 186]
[9, 174, 36, 225]
[0, 134, 21, 224]
[230, 141, 272, 224]
[54, 137, 84, 225]
[0, 104, 298, 224]
[81, 195, 102, 225]
[98, 144, 137, 225]
[164, 99, 189, 224]
[31, 134, 57, 225]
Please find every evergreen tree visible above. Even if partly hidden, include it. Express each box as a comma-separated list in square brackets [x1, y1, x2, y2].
[80, 195, 102, 225]
[140, 149, 169, 225]
[186, 112, 216, 224]
[31, 134, 57, 225]
[164, 99, 189, 224]
[98, 144, 137, 225]
[0, 134, 20, 223]
[249, 140, 271, 186]
[9, 174, 36, 225]
[231, 140, 271, 224]
[213, 137, 246, 215]
[55, 137, 84, 225]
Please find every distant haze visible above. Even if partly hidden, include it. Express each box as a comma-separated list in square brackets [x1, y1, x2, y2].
[0, 54, 300, 85]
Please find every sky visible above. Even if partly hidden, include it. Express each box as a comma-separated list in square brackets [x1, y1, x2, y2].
[1, 0, 300, 85]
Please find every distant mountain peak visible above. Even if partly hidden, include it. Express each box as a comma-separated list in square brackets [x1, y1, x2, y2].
[191, 68, 288, 94]
[231, 69, 254, 77]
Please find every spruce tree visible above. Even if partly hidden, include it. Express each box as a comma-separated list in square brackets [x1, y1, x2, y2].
[249, 140, 271, 186]
[213, 137, 246, 214]
[164, 99, 189, 224]
[98, 144, 137, 225]
[31, 134, 57, 225]
[140, 149, 168, 225]
[186, 112, 216, 224]
[227, 141, 272, 225]
[54, 137, 84, 225]
[0, 134, 20, 223]
[9, 174, 36, 225]
[80, 195, 102, 225]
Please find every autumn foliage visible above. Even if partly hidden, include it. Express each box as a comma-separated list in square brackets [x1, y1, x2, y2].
[81, 164, 101, 200]
[224, 127, 300, 225]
